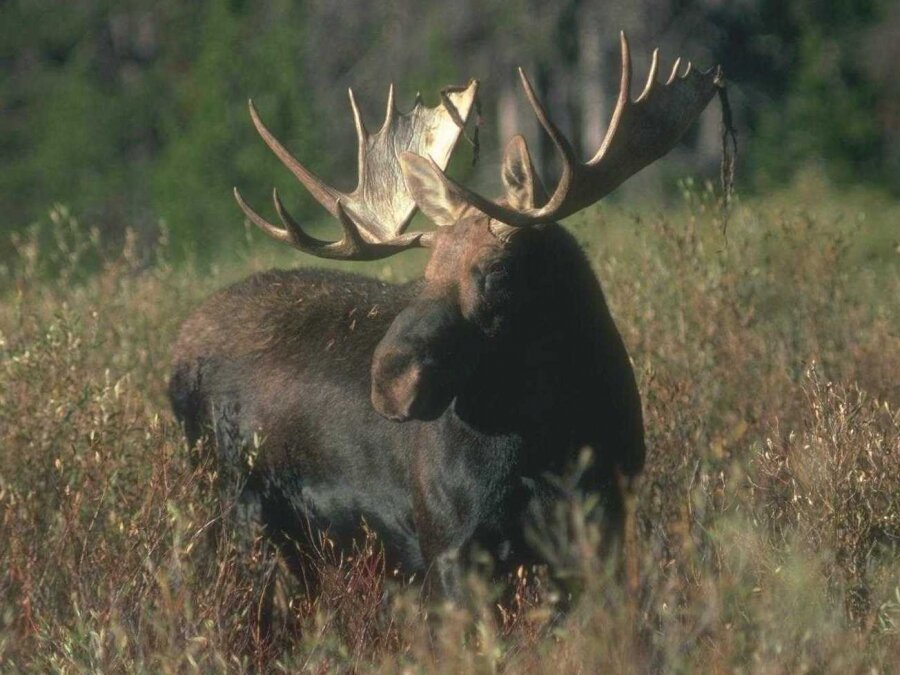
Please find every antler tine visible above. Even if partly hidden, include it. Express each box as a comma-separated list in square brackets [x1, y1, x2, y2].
[516, 68, 578, 216]
[595, 31, 634, 163]
[348, 88, 368, 195]
[618, 31, 633, 105]
[234, 187, 293, 245]
[516, 68, 578, 167]
[274, 189, 361, 253]
[234, 186, 333, 254]
[381, 83, 396, 132]
[234, 183, 365, 259]
[666, 57, 683, 85]
[332, 201, 370, 257]
[638, 48, 660, 102]
[348, 88, 368, 144]
[248, 100, 340, 218]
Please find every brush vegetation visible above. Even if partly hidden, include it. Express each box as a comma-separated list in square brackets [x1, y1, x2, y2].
[1, 180, 898, 672]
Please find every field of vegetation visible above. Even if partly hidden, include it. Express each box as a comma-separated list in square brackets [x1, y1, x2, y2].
[1, 179, 898, 672]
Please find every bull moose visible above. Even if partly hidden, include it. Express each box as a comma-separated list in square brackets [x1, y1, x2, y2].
[169, 34, 722, 601]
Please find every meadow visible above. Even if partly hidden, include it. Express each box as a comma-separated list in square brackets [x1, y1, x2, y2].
[1, 178, 898, 672]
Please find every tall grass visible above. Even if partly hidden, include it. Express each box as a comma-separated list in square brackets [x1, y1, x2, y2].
[1, 183, 898, 672]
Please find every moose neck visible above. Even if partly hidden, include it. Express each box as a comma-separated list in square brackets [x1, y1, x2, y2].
[453, 223, 609, 436]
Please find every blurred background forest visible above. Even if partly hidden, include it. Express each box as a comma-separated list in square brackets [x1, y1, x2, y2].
[1, 0, 898, 258]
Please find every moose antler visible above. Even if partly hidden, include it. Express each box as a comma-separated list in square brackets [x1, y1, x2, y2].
[406, 33, 722, 228]
[234, 80, 479, 260]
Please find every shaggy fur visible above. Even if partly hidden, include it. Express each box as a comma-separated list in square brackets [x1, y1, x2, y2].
[169, 219, 645, 599]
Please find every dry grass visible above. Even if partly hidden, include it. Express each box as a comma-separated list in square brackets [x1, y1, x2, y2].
[1, 183, 898, 673]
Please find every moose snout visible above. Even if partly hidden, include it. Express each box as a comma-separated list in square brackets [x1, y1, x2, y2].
[370, 349, 429, 421]
[371, 345, 469, 422]
[371, 347, 456, 422]
[371, 296, 478, 422]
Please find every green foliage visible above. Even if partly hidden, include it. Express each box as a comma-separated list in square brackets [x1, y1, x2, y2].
[1, 0, 898, 261]
[151, 0, 322, 255]
[0, 2, 135, 234]
[751, 0, 890, 190]
[0, 0, 325, 259]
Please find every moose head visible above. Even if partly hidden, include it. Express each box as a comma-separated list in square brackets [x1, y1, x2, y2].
[235, 33, 722, 423]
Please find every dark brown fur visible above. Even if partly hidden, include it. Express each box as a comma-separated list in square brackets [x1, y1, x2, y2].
[170, 214, 644, 601]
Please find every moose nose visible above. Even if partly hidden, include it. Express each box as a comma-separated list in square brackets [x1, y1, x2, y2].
[371, 295, 473, 422]
[370, 350, 427, 422]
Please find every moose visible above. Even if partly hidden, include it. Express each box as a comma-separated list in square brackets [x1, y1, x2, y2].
[169, 34, 722, 601]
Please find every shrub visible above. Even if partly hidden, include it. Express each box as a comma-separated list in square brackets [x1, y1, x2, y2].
[1, 187, 897, 671]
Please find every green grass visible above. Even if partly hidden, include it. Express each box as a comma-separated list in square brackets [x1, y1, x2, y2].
[1, 179, 898, 672]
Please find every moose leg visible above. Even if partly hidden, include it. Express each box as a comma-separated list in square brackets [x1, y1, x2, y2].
[168, 360, 207, 450]
[170, 368, 280, 636]
[412, 425, 522, 606]
[211, 398, 255, 542]
[414, 485, 482, 605]
[431, 547, 465, 603]
[209, 399, 278, 642]
[416, 511, 469, 604]
[417, 500, 516, 605]
[237, 488, 277, 648]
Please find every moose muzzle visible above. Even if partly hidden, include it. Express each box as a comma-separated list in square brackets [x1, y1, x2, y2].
[371, 296, 476, 422]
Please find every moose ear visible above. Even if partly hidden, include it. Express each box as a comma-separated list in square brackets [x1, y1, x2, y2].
[501, 135, 547, 210]
[399, 152, 470, 228]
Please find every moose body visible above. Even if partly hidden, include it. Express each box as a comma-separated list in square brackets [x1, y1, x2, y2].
[170, 220, 643, 594]
[169, 34, 720, 599]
